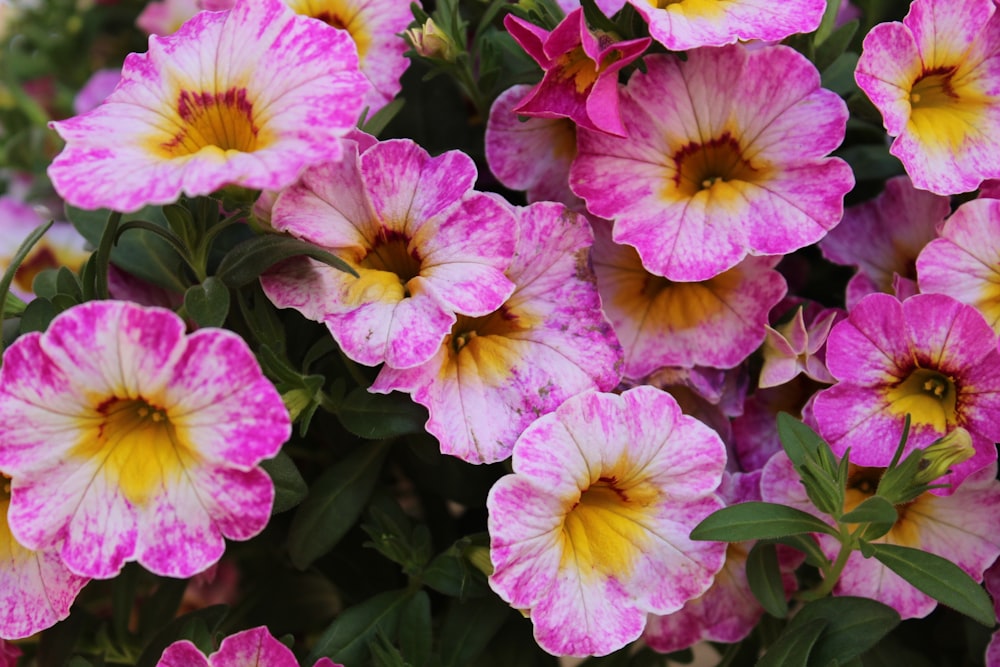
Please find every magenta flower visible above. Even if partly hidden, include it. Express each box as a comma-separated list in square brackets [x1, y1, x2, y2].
[572, 45, 853, 281]
[759, 305, 842, 388]
[371, 202, 622, 464]
[48, 0, 368, 213]
[158, 626, 341, 667]
[813, 293, 1000, 492]
[855, 0, 1000, 194]
[488, 386, 727, 656]
[261, 134, 517, 369]
[503, 9, 650, 137]
[0, 301, 291, 579]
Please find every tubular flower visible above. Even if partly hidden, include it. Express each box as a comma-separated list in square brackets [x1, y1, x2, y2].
[48, 0, 368, 213]
[855, 0, 1000, 194]
[813, 293, 1000, 493]
[0, 301, 291, 579]
[503, 9, 650, 136]
[917, 197, 1000, 333]
[261, 133, 518, 370]
[157, 626, 341, 667]
[571, 45, 853, 281]
[487, 386, 727, 657]
[371, 202, 622, 464]
[759, 305, 842, 388]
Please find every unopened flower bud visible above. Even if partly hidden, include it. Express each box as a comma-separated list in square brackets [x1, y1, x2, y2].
[914, 427, 975, 486]
[281, 388, 313, 422]
[465, 544, 494, 577]
[406, 18, 458, 61]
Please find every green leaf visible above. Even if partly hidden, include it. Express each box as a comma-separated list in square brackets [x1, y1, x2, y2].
[0, 219, 53, 345]
[787, 596, 901, 665]
[362, 97, 406, 137]
[19, 297, 59, 334]
[398, 590, 432, 667]
[772, 534, 829, 568]
[370, 631, 411, 667]
[812, 0, 841, 46]
[137, 576, 190, 642]
[690, 502, 838, 541]
[841, 495, 897, 526]
[215, 234, 356, 288]
[183, 277, 231, 328]
[338, 388, 428, 440]
[134, 605, 228, 667]
[440, 596, 511, 667]
[757, 618, 827, 667]
[287, 441, 390, 569]
[259, 449, 308, 514]
[815, 19, 859, 71]
[2, 291, 26, 317]
[309, 589, 411, 665]
[746, 542, 788, 618]
[870, 543, 995, 626]
[422, 538, 491, 598]
[54, 266, 83, 301]
[821, 52, 860, 97]
[776, 413, 830, 469]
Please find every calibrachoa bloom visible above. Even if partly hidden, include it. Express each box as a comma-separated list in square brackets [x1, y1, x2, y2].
[855, 0, 1000, 195]
[48, 0, 368, 213]
[371, 201, 622, 464]
[503, 9, 650, 136]
[917, 197, 1000, 332]
[593, 0, 825, 52]
[487, 386, 727, 656]
[572, 45, 853, 281]
[261, 134, 518, 370]
[158, 626, 341, 667]
[813, 293, 1000, 492]
[637, 365, 747, 447]
[821, 175, 948, 307]
[591, 218, 786, 378]
[0, 300, 291, 579]
[759, 305, 841, 388]
[0, 479, 89, 639]
[763, 453, 1000, 619]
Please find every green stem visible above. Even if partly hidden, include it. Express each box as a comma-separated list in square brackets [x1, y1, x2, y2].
[801, 527, 853, 600]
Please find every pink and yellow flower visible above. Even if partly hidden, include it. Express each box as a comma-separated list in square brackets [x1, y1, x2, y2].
[504, 9, 650, 136]
[487, 386, 727, 656]
[0, 300, 291, 579]
[48, 0, 368, 213]
[371, 202, 622, 464]
[917, 197, 1000, 332]
[813, 293, 1000, 492]
[591, 218, 786, 378]
[261, 134, 518, 370]
[855, 0, 1000, 194]
[571, 45, 853, 281]
[158, 625, 340, 667]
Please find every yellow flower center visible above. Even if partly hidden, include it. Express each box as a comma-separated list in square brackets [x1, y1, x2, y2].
[72, 397, 197, 506]
[845, 464, 927, 547]
[287, 0, 371, 57]
[555, 46, 621, 95]
[907, 64, 991, 150]
[444, 307, 536, 383]
[909, 67, 958, 110]
[158, 88, 267, 158]
[670, 132, 768, 200]
[884, 368, 958, 432]
[344, 233, 423, 304]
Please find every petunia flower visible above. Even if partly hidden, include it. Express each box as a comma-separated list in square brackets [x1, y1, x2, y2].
[855, 0, 1000, 195]
[0, 300, 291, 579]
[487, 386, 727, 657]
[261, 134, 518, 370]
[917, 197, 1000, 332]
[503, 9, 650, 137]
[592, 0, 825, 52]
[157, 625, 341, 667]
[591, 218, 786, 377]
[572, 45, 853, 281]
[812, 293, 1000, 493]
[0, 478, 89, 640]
[759, 305, 842, 388]
[48, 0, 368, 213]
[821, 175, 948, 307]
[762, 452, 1000, 619]
[370, 201, 622, 464]
[635, 365, 747, 447]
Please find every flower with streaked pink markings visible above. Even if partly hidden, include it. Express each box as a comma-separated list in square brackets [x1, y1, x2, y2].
[644, 470, 801, 653]
[821, 175, 948, 307]
[637, 365, 747, 447]
[488, 386, 727, 657]
[732, 375, 823, 473]
[813, 293, 1000, 493]
[48, 0, 368, 213]
[592, 0, 824, 51]
[855, 0, 1000, 195]
[572, 45, 853, 281]
[485, 85, 581, 207]
[591, 218, 786, 378]
[157, 625, 341, 667]
[0, 196, 90, 302]
[0, 300, 290, 579]
[917, 198, 1000, 332]
[759, 305, 842, 388]
[503, 9, 650, 137]
[0, 480, 89, 640]
[261, 134, 517, 370]
[763, 453, 1000, 619]
[370, 202, 622, 464]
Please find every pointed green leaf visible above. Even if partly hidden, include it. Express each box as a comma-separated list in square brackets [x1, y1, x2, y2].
[777, 412, 834, 471]
[746, 542, 789, 618]
[215, 234, 356, 288]
[440, 596, 511, 667]
[786, 596, 900, 665]
[338, 388, 428, 440]
[398, 590, 432, 667]
[690, 502, 838, 541]
[757, 618, 827, 667]
[309, 589, 411, 665]
[870, 543, 995, 626]
[183, 277, 230, 328]
[841, 495, 897, 526]
[259, 449, 307, 514]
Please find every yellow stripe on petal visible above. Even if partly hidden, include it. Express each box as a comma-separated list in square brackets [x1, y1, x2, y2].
[287, 0, 371, 58]
[884, 368, 958, 432]
[444, 308, 538, 384]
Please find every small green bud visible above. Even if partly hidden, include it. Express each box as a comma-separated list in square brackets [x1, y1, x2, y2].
[465, 544, 494, 577]
[406, 19, 459, 62]
[913, 427, 975, 486]
[281, 388, 313, 422]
